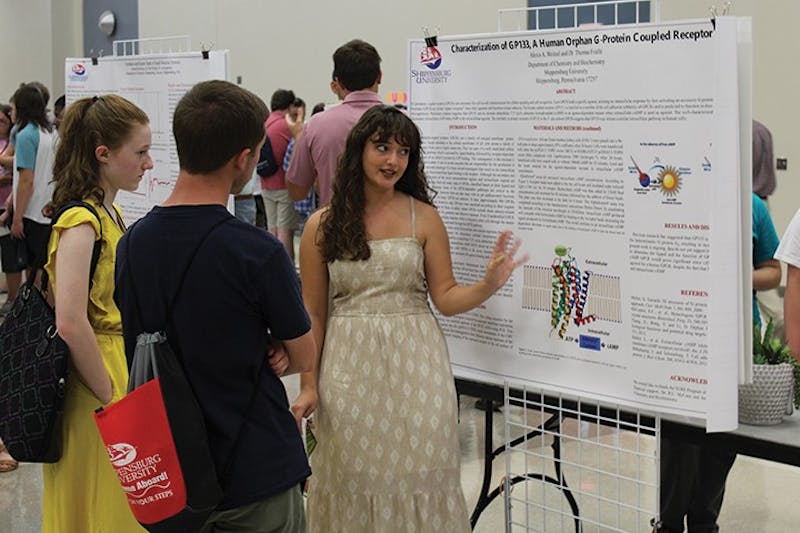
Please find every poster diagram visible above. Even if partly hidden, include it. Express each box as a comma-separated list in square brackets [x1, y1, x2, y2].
[702, 143, 713, 173]
[629, 156, 692, 203]
[145, 175, 173, 204]
[523, 245, 621, 351]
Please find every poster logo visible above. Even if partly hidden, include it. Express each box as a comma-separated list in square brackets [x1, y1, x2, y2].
[69, 63, 88, 82]
[106, 442, 137, 467]
[412, 30, 451, 84]
[420, 35, 442, 70]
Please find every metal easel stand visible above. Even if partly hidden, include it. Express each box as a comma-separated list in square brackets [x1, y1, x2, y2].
[502, 383, 659, 533]
[456, 379, 581, 532]
[476, 405, 582, 532]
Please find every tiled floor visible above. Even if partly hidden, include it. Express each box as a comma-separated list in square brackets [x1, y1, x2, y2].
[1, 374, 799, 532]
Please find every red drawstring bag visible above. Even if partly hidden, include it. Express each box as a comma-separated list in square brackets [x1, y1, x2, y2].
[94, 328, 225, 532]
[94, 379, 188, 524]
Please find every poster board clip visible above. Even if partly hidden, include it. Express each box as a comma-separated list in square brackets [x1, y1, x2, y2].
[709, 2, 732, 30]
[421, 25, 441, 46]
[90, 49, 104, 65]
[200, 42, 214, 60]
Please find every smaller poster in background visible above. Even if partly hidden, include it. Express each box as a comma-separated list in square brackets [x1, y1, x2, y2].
[65, 51, 230, 226]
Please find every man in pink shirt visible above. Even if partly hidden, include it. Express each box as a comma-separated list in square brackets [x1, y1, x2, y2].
[262, 89, 297, 258]
[286, 39, 383, 207]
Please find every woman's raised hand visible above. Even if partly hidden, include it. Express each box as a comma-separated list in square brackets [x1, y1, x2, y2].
[484, 231, 528, 291]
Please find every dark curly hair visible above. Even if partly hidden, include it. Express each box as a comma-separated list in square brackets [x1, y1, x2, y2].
[321, 105, 434, 262]
[52, 95, 149, 210]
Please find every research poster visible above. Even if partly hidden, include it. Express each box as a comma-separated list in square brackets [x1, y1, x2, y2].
[409, 18, 747, 429]
[65, 52, 229, 225]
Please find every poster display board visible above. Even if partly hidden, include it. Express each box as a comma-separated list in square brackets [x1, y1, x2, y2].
[409, 18, 749, 430]
[65, 51, 229, 225]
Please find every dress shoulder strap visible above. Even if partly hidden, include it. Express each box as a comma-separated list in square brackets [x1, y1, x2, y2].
[409, 195, 416, 238]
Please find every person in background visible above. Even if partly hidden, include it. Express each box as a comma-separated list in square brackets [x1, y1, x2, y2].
[751, 120, 783, 333]
[0, 81, 47, 169]
[0, 104, 23, 318]
[289, 97, 305, 125]
[656, 192, 781, 533]
[284, 100, 325, 232]
[262, 89, 298, 259]
[0, 102, 20, 474]
[752, 120, 775, 200]
[0, 103, 15, 172]
[26, 81, 50, 113]
[311, 102, 325, 116]
[233, 168, 259, 225]
[293, 106, 526, 532]
[53, 95, 66, 129]
[286, 39, 383, 207]
[7, 83, 56, 278]
[0, 439, 14, 473]
[775, 206, 800, 361]
[43, 94, 152, 532]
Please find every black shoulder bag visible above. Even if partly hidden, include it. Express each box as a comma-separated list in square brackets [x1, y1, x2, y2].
[0, 201, 103, 462]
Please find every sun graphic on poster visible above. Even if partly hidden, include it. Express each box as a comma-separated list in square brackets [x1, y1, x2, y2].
[658, 166, 682, 197]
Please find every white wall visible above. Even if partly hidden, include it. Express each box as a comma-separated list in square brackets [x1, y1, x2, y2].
[0, 0, 82, 106]
[51, 0, 84, 98]
[138, 0, 526, 109]
[0, 0, 54, 102]
[659, 0, 800, 242]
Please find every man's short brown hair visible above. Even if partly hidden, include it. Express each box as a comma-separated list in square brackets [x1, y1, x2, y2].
[333, 40, 381, 92]
[173, 80, 268, 173]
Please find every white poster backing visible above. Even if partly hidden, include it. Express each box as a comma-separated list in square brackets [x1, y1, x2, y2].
[408, 19, 748, 430]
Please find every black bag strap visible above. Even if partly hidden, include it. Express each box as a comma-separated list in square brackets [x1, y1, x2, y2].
[256, 135, 279, 177]
[124, 215, 230, 328]
[38, 201, 104, 295]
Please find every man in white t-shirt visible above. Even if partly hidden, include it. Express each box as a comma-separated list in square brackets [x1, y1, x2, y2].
[776, 210, 800, 360]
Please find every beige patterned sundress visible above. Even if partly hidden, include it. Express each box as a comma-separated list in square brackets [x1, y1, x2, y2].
[307, 197, 470, 533]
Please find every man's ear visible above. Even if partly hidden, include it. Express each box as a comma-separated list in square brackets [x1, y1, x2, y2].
[95, 144, 110, 163]
[234, 147, 253, 172]
[376, 71, 382, 85]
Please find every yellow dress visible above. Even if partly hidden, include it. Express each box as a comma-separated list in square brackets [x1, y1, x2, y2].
[42, 201, 144, 533]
